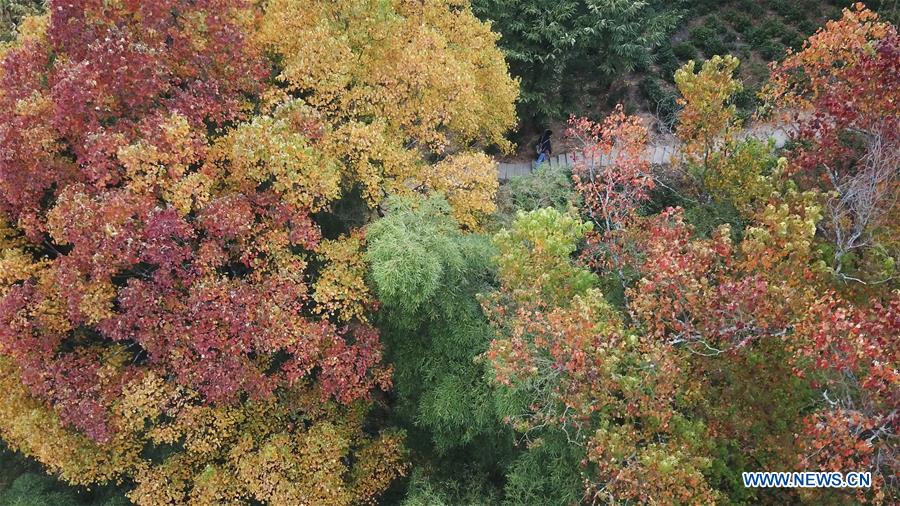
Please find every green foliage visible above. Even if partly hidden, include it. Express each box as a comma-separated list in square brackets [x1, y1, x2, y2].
[797, 18, 820, 35]
[664, 0, 900, 96]
[1, 473, 80, 506]
[699, 340, 815, 505]
[366, 196, 508, 452]
[502, 433, 585, 506]
[654, 41, 681, 82]
[688, 0, 721, 16]
[471, 0, 678, 120]
[673, 41, 698, 61]
[0, 445, 129, 505]
[366, 195, 523, 503]
[866, 0, 900, 24]
[496, 165, 577, 224]
[733, 86, 760, 114]
[0, 471, 127, 506]
[493, 208, 596, 307]
[771, 0, 806, 24]
[470, 0, 896, 127]
[690, 25, 727, 55]
[401, 467, 501, 506]
[759, 39, 786, 61]
[736, 0, 766, 17]
[723, 9, 753, 34]
[703, 15, 732, 34]
[682, 200, 746, 240]
[748, 18, 796, 51]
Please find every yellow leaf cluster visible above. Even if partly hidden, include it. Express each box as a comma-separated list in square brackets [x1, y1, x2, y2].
[349, 430, 409, 504]
[0, 247, 44, 296]
[0, 215, 45, 296]
[78, 280, 116, 325]
[219, 102, 342, 213]
[258, 0, 517, 154]
[324, 120, 422, 206]
[0, 13, 48, 59]
[424, 152, 499, 230]
[674, 55, 743, 173]
[126, 391, 407, 506]
[235, 425, 353, 505]
[736, 169, 826, 310]
[314, 232, 372, 323]
[705, 141, 779, 214]
[117, 113, 211, 214]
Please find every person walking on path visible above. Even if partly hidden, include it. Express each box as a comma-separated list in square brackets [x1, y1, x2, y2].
[534, 129, 552, 167]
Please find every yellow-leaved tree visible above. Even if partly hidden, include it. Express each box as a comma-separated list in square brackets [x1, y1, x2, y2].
[259, 0, 518, 228]
[673, 55, 743, 197]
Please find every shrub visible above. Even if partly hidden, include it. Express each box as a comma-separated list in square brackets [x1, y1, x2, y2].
[733, 87, 760, 112]
[688, 0, 721, 16]
[724, 10, 754, 34]
[673, 42, 698, 61]
[749, 18, 792, 49]
[690, 25, 727, 56]
[743, 60, 771, 84]
[703, 15, 728, 31]
[655, 42, 681, 81]
[759, 40, 786, 60]
[769, 0, 807, 24]
[798, 19, 819, 35]
[605, 84, 629, 108]
[737, 0, 765, 17]
[703, 15, 738, 45]
[501, 165, 577, 216]
[722, 29, 737, 45]
[780, 29, 804, 49]
[639, 76, 666, 106]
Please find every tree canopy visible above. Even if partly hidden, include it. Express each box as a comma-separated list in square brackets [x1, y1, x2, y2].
[471, 0, 677, 120]
[0, 0, 516, 504]
[0, 2, 897, 505]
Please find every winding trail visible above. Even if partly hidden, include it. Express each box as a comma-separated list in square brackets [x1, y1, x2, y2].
[498, 124, 791, 180]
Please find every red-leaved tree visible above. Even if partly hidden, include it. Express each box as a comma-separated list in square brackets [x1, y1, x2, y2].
[766, 3, 900, 284]
[567, 106, 654, 280]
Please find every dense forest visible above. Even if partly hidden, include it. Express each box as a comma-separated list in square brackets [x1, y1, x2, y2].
[0, 1, 896, 505]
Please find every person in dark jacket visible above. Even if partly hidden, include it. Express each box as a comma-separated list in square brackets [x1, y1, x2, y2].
[535, 129, 552, 166]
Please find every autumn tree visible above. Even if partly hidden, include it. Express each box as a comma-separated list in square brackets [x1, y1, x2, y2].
[487, 6, 896, 504]
[759, 10, 899, 499]
[790, 292, 899, 503]
[673, 54, 744, 199]
[0, 0, 517, 503]
[567, 106, 654, 284]
[621, 60, 830, 501]
[366, 197, 501, 447]
[766, 2, 899, 285]
[258, 0, 517, 231]
[483, 208, 718, 504]
[622, 7, 898, 502]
